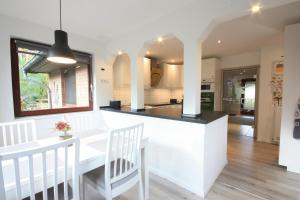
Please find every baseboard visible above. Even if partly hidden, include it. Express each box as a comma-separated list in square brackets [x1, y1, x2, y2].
[149, 167, 203, 197]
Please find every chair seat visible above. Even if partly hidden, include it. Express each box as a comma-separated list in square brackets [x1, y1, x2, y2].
[85, 159, 138, 189]
[23, 183, 73, 200]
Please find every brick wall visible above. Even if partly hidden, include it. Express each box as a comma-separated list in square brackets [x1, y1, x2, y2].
[75, 65, 89, 107]
[49, 70, 63, 108]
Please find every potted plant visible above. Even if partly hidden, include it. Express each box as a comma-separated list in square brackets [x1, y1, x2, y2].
[55, 121, 72, 139]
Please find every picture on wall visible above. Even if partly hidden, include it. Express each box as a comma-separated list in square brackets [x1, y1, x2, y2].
[270, 61, 284, 106]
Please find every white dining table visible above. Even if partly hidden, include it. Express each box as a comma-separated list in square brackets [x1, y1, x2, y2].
[0, 129, 149, 200]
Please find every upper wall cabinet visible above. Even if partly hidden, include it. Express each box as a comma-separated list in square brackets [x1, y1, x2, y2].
[113, 54, 131, 88]
[202, 58, 219, 82]
[144, 57, 151, 89]
[158, 64, 183, 88]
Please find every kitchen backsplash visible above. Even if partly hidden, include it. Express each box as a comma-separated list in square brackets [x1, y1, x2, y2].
[113, 88, 183, 105]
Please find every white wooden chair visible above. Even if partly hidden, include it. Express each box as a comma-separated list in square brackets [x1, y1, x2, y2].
[0, 138, 80, 200]
[0, 120, 37, 147]
[83, 123, 144, 200]
[62, 113, 101, 134]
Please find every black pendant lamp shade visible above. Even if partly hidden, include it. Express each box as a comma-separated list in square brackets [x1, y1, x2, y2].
[47, 0, 76, 64]
[47, 30, 76, 64]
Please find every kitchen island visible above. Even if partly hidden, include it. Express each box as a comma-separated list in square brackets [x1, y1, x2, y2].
[100, 105, 228, 198]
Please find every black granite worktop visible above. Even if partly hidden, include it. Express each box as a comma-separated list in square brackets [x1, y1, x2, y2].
[100, 105, 227, 124]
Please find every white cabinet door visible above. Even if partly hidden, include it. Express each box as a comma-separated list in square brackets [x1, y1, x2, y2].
[144, 57, 151, 89]
[202, 58, 216, 82]
[159, 64, 183, 88]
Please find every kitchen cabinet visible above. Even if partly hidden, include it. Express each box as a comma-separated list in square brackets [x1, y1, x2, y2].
[158, 64, 183, 88]
[201, 58, 221, 111]
[202, 58, 218, 82]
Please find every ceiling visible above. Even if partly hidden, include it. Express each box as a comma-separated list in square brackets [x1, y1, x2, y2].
[0, 0, 194, 42]
[202, 1, 300, 58]
[141, 1, 300, 62]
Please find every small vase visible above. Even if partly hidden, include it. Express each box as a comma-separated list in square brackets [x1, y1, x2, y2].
[58, 131, 72, 140]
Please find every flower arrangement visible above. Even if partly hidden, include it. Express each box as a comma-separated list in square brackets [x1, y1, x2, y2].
[270, 62, 284, 106]
[55, 121, 71, 138]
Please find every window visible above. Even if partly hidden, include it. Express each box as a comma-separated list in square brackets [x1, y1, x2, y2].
[11, 38, 93, 117]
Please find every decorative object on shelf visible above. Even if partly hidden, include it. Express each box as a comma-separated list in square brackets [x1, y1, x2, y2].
[270, 60, 284, 106]
[47, 0, 76, 64]
[294, 99, 300, 139]
[55, 120, 72, 139]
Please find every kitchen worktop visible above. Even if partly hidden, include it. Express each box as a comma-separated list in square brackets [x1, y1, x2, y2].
[100, 104, 227, 124]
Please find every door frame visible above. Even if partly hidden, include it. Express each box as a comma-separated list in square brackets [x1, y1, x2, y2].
[221, 65, 260, 139]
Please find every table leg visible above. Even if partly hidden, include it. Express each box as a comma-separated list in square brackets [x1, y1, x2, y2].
[80, 175, 84, 200]
[143, 141, 149, 200]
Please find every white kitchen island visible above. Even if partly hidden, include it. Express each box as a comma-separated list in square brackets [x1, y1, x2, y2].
[100, 105, 228, 198]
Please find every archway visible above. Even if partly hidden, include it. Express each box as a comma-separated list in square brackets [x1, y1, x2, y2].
[138, 34, 184, 107]
[112, 53, 131, 106]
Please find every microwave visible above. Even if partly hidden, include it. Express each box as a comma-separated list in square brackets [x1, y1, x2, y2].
[201, 82, 215, 92]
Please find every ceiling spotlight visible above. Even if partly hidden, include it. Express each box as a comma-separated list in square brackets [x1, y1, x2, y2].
[251, 4, 261, 13]
[217, 40, 222, 44]
[146, 51, 150, 55]
[157, 37, 163, 43]
[118, 51, 123, 55]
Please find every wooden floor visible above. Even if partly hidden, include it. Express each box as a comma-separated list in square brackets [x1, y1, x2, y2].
[85, 124, 300, 200]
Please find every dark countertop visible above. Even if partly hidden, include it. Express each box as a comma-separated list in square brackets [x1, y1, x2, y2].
[100, 105, 227, 124]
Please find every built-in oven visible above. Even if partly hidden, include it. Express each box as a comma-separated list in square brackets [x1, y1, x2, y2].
[201, 92, 214, 111]
[201, 82, 215, 92]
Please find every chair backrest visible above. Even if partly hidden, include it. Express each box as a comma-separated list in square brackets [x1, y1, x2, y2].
[0, 120, 37, 147]
[0, 138, 80, 200]
[105, 123, 144, 187]
[63, 113, 99, 133]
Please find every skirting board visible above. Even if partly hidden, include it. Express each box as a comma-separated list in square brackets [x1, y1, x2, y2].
[149, 167, 203, 197]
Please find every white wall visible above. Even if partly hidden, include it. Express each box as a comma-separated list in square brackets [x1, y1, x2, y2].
[257, 45, 284, 143]
[221, 51, 261, 69]
[0, 15, 110, 123]
[279, 23, 300, 173]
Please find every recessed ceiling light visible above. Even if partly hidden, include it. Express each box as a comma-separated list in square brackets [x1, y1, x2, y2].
[157, 37, 163, 43]
[217, 40, 222, 44]
[118, 51, 123, 55]
[146, 51, 150, 55]
[251, 4, 261, 13]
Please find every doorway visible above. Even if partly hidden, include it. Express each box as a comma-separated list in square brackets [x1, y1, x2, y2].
[222, 66, 259, 138]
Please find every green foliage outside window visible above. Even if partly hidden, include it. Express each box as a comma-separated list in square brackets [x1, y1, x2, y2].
[19, 51, 49, 111]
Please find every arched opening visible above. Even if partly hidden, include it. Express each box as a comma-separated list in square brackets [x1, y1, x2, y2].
[138, 35, 184, 107]
[112, 53, 131, 106]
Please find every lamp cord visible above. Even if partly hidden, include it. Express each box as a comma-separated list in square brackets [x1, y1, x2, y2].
[59, 0, 62, 30]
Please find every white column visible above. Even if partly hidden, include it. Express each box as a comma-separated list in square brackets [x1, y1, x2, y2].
[130, 53, 145, 110]
[183, 40, 202, 117]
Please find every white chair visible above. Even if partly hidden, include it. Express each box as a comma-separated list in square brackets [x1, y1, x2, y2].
[63, 113, 100, 133]
[83, 123, 144, 200]
[0, 138, 80, 200]
[0, 120, 37, 147]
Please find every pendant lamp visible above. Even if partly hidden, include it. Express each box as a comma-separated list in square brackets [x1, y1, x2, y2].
[47, 0, 76, 64]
